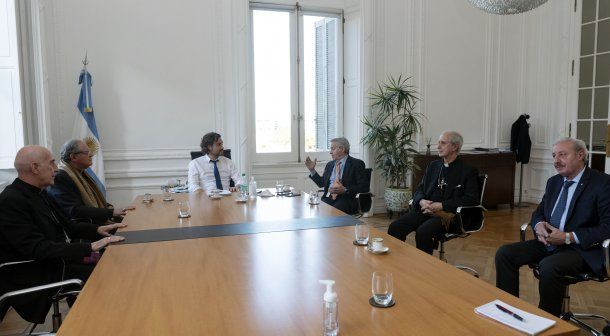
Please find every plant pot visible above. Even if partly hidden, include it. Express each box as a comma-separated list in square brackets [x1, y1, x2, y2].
[384, 187, 412, 213]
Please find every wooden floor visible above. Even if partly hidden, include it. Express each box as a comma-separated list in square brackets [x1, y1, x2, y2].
[1, 204, 608, 335]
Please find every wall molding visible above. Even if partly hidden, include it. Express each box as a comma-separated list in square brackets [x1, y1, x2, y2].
[104, 148, 199, 161]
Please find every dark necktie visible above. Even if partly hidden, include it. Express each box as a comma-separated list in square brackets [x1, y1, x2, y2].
[549, 180, 575, 229]
[546, 180, 574, 251]
[211, 159, 223, 190]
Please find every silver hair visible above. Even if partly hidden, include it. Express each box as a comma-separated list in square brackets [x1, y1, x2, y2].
[60, 139, 84, 162]
[441, 130, 464, 151]
[553, 137, 588, 158]
[330, 137, 350, 154]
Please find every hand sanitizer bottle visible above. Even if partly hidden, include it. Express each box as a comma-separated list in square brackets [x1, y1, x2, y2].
[248, 176, 257, 199]
[319, 280, 339, 336]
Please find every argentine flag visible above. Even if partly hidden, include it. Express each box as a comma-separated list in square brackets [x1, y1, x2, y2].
[74, 68, 106, 195]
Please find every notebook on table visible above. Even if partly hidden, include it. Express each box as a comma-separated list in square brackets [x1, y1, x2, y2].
[475, 300, 556, 336]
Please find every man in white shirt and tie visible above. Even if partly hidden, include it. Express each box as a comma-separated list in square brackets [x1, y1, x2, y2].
[188, 132, 243, 194]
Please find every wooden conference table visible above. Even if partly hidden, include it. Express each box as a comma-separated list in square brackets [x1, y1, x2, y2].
[57, 192, 578, 335]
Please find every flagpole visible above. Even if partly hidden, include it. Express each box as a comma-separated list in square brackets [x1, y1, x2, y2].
[81, 50, 91, 112]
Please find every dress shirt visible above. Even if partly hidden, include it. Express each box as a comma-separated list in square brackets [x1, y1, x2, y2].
[535, 167, 585, 244]
[188, 155, 243, 193]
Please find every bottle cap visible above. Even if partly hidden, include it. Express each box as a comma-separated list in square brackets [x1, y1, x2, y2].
[319, 280, 338, 302]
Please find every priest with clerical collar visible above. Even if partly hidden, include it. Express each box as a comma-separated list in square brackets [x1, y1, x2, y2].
[47, 139, 134, 224]
[387, 131, 480, 254]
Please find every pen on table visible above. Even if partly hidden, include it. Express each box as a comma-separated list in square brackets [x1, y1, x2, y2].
[495, 304, 526, 322]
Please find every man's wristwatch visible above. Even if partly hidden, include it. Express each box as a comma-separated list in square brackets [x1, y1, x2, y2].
[565, 232, 571, 245]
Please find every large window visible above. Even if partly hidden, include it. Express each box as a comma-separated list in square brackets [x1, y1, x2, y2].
[0, 0, 24, 168]
[576, 0, 610, 172]
[251, 4, 343, 162]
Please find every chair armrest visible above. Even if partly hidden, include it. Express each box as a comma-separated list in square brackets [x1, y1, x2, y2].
[520, 223, 529, 242]
[0, 279, 83, 304]
[602, 239, 610, 277]
[454, 205, 486, 235]
[355, 192, 374, 199]
[0, 260, 35, 270]
[456, 205, 487, 213]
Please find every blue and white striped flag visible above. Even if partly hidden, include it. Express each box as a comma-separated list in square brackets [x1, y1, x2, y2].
[74, 68, 106, 195]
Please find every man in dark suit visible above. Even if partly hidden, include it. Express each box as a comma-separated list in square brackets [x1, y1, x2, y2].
[304, 137, 369, 215]
[0, 146, 125, 324]
[496, 137, 610, 316]
[47, 139, 134, 224]
[387, 131, 479, 254]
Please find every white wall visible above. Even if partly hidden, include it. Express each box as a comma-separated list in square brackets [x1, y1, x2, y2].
[30, 0, 577, 207]
[366, 0, 575, 212]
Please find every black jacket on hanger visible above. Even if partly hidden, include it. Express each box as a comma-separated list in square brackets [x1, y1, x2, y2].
[510, 115, 532, 164]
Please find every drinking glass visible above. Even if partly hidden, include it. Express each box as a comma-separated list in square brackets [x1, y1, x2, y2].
[354, 223, 369, 245]
[178, 201, 191, 218]
[275, 180, 284, 194]
[309, 189, 319, 204]
[161, 186, 173, 201]
[142, 193, 153, 203]
[372, 271, 393, 306]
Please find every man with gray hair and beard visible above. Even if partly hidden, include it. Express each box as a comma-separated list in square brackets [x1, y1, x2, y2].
[47, 139, 134, 224]
[0, 145, 126, 324]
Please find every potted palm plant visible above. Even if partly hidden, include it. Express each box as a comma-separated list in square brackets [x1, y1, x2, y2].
[362, 75, 424, 215]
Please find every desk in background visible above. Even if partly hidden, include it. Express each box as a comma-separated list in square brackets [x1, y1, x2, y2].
[413, 151, 516, 208]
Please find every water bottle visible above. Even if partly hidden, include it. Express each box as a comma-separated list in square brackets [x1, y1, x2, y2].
[239, 173, 248, 197]
[248, 176, 257, 199]
[319, 280, 339, 336]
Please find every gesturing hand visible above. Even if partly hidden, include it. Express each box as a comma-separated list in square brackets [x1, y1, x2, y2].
[305, 156, 317, 171]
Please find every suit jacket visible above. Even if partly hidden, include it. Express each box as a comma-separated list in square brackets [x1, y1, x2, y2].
[530, 167, 610, 277]
[47, 169, 113, 224]
[310, 155, 369, 210]
[510, 115, 532, 164]
[0, 178, 99, 323]
[412, 157, 479, 213]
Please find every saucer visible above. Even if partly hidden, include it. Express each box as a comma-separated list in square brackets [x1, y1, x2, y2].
[259, 191, 274, 197]
[162, 198, 174, 202]
[210, 189, 231, 196]
[353, 240, 368, 246]
[369, 297, 395, 308]
[209, 195, 223, 199]
[308, 201, 320, 205]
[366, 246, 389, 254]
[235, 197, 247, 203]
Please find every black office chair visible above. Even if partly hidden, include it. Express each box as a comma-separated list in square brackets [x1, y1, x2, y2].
[190, 149, 235, 188]
[519, 226, 610, 336]
[0, 260, 83, 334]
[435, 173, 488, 277]
[354, 168, 374, 218]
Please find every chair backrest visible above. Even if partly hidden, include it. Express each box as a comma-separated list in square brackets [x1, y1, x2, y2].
[477, 173, 488, 205]
[357, 168, 374, 214]
[190, 149, 232, 161]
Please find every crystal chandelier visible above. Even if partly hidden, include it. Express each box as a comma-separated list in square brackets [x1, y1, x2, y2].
[468, 0, 548, 15]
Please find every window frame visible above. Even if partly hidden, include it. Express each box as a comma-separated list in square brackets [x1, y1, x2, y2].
[249, 2, 343, 164]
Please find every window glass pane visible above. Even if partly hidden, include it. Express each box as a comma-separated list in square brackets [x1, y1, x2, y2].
[582, 0, 597, 23]
[597, 19, 610, 52]
[579, 56, 594, 88]
[594, 87, 609, 119]
[578, 89, 593, 119]
[581, 23, 595, 55]
[595, 53, 610, 86]
[600, 0, 610, 19]
[577, 120, 591, 149]
[592, 120, 607, 151]
[303, 15, 339, 152]
[253, 10, 292, 153]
